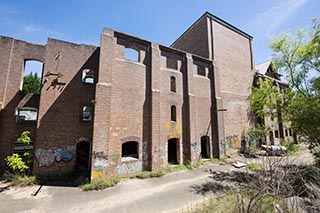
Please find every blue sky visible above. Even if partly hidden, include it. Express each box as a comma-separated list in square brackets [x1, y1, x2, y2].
[1, 0, 319, 75]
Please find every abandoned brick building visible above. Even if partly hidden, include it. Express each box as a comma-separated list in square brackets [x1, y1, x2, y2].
[0, 12, 294, 180]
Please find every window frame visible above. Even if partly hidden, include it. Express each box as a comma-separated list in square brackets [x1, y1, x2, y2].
[16, 107, 38, 124]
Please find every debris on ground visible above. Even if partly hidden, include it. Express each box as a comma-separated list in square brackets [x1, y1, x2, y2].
[261, 145, 287, 156]
[232, 161, 246, 168]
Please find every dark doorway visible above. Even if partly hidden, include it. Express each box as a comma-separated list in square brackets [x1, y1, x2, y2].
[168, 138, 178, 164]
[269, 131, 274, 145]
[201, 136, 210, 159]
[76, 141, 90, 171]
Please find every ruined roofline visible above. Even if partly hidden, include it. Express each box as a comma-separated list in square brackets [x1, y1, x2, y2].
[0, 35, 98, 49]
[171, 11, 253, 48]
[103, 27, 213, 64]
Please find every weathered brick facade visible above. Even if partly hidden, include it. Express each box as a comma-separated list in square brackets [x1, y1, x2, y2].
[0, 12, 258, 180]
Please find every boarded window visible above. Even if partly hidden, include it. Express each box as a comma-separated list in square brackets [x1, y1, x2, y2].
[166, 57, 178, 70]
[171, 105, 176, 122]
[170, 76, 176, 92]
[122, 141, 138, 159]
[197, 65, 206, 76]
[82, 69, 95, 84]
[125, 47, 139, 61]
[16, 107, 37, 123]
[82, 106, 93, 121]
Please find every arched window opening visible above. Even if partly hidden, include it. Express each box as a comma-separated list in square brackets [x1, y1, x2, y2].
[82, 105, 93, 121]
[170, 76, 176, 93]
[125, 47, 139, 62]
[201, 136, 210, 159]
[16, 107, 37, 123]
[82, 69, 95, 84]
[122, 141, 139, 160]
[22, 60, 43, 94]
[171, 105, 176, 122]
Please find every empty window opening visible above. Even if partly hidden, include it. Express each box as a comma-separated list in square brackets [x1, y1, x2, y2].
[168, 138, 178, 164]
[125, 47, 139, 62]
[82, 69, 95, 84]
[269, 131, 274, 145]
[76, 141, 90, 171]
[122, 141, 139, 160]
[285, 129, 288, 137]
[171, 105, 177, 122]
[16, 107, 37, 123]
[82, 106, 93, 121]
[170, 76, 176, 92]
[289, 129, 292, 136]
[22, 60, 43, 94]
[275, 130, 279, 139]
[197, 65, 206, 76]
[166, 57, 178, 70]
[201, 136, 210, 159]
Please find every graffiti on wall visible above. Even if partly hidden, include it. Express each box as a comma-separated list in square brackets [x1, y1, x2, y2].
[92, 151, 108, 180]
[116, 161, 142, 175]
[35, 148, 73, 167]
[225, 135, 240, 149]
[166, 118, 182, 139]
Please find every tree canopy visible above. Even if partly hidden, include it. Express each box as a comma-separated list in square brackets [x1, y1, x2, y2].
[22, 72, 41, 94]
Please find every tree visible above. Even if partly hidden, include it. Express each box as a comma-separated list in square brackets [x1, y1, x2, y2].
[269, 18, 320, 162]
[22, 72, 41, 94]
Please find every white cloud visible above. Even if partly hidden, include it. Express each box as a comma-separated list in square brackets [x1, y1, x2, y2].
[250, 0, 309, 34]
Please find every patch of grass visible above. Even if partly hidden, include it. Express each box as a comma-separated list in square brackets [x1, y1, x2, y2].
[80, 176, 120, 191]
[208, 157, 227, 165]
[245, 162, 261, 170]
[130, 170, 166, 179]
[166, 164, 186, 173]
[12, 175, 36, 187]
[281, 140, 303, 156]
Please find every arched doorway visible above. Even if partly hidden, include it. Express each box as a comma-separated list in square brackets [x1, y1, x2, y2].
[168, 138, 179, 164]
[76, 141, 90, 171]
[201, 136, 210, 159]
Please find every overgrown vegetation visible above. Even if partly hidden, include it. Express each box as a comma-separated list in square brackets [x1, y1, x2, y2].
[80, 176, 120, 191]
[5, 131, 33, 175]
[189, 157, 320, 212]
[269, 18, 320, 164]
[11, 175, 36, 187]
[128, 170, 166, 179]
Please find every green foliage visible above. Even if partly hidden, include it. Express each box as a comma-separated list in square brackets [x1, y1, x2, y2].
[80, 176, 120, 191]
[248, 79, 283, 119]
[269, 18, 320, 160]
[5, 154, 29, 174]
[22, 72, 41, 94]
[17, 131, 31, 144]
[246, 124, 271, 146]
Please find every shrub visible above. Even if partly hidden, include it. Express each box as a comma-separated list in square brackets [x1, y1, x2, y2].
[5, 154, 29, 175]
[12, 175, 36, 187]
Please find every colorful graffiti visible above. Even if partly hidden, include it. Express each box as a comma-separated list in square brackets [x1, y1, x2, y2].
[91, 151, 108, 180]
[166, 118, 182, 139]
[35, 148, 73, 167]
[116, 161, 142, 175]
[225, 135, 240, 149]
